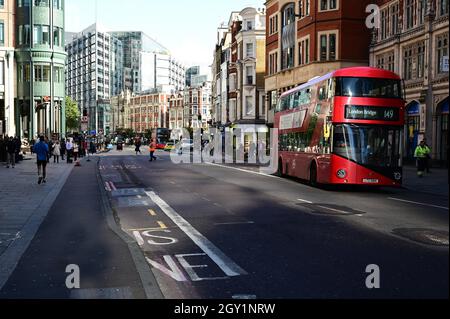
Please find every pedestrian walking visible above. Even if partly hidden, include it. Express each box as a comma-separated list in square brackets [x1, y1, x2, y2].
[66, 139, 73, 163]
[73, 142, 80, 162]
[33, 136, 49, 184]
[53, 141, 61, 163]
[149, 139, 157, 162]
[414, 140, 431, 178]
[6, 137, 17, 168]
[135, 138, 142, 155]
[0, 136, 6, 163]
[60, 138, 66, 161]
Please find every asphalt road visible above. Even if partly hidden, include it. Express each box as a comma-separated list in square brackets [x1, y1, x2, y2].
[99, 149, 449, 299]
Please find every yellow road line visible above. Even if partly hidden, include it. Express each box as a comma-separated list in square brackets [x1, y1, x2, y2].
[148, 209, 157, 216]
[157, 221, 167, 229]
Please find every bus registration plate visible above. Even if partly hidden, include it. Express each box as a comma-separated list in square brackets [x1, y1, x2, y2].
[363, 179, 379, 184]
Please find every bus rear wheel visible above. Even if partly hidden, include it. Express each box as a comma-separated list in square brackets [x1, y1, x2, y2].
[310, 163, 318, 187]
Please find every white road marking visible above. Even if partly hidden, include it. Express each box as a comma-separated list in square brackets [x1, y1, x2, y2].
[388, 198, 449, 210]
[105, 182, 112, 192]
[109, 182, 117, 191]
[133, 231, 145, 246]
[146, 191, 247, 277]
[297, 198, 313, 204]
[317, 206, 352, 215]
[205, 163, 279, 179]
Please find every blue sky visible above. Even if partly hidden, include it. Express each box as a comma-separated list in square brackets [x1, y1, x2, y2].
[66, 0, 265, 72]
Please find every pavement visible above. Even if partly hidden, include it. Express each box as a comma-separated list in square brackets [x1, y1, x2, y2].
[0, 155, 160, 299]
[0, 156, 74, 269]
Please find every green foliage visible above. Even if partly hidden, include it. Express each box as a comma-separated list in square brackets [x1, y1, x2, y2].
[65, 96, 80, 131]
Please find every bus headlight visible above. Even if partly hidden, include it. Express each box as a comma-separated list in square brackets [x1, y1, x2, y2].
[337, 169, 347, 179]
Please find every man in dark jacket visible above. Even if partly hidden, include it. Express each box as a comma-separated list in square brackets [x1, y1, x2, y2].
[34, 136, 49, 184]
[60, 138, 66, 161]
[6, 137, 17, 168]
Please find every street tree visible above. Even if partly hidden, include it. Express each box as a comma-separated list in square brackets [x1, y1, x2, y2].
[66, 96, 80, 132]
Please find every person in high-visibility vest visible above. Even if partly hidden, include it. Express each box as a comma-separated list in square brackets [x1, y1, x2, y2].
[414, 140, 431, 178]
[149, 139, 157, 162]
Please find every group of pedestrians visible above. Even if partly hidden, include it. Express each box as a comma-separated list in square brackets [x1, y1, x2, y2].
[0, 136, 22, 168]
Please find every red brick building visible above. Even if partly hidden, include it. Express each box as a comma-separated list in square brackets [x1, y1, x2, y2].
[265, 0, 373, 125]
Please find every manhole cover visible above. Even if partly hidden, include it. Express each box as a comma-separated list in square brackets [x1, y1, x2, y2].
[393, 228, 449, 246]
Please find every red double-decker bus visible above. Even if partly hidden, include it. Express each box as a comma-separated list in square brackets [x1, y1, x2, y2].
[275, 67, 405, 187]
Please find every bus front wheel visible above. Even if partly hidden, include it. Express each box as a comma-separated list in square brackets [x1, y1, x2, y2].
[310, 163, 318, 187]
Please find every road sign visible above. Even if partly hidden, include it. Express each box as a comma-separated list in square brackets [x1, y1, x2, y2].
[81, 116, 89, 123]
[91, 130, 96, 135]
[81, 123, 88, 132]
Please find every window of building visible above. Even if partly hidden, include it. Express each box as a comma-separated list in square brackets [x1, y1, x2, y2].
[245, 96, 254, 116]
[405, 0, 415, 30]
[319, 32, 338, 61]
[34, 64, 51, 82]
[403, 47, 413, 80]
[281, 3, 296, 70]
[418, 0, 426, 25]
[380, 8, 389, 40]
[269, 51, 278, 75]
[246, 66, 254, 85]
[298, 37, 310, 65]
[34, 0, 49, 7]
[390, 2, 399, 35]
[18, 0, 31, 7]
[42, 25, 50, 45]
[417, 43, 425, 78]
[0, 21, 4, 46]
[246, 20, 253, 30]
[439, 0, 449, 16]
[269, 14, 278, 35]
[246, 42, 254, 58]
[319, 0, 338, 11]
[437, 33, 449, 74]
[53, 0, 62, 9]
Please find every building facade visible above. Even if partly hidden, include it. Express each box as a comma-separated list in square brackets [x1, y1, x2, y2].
[211, 18, 236, 128]
[183, 81, 212, 129]
[15, 0, 67, 139]
[110, 31, 185, 94]
[370, 0, 449, 164]
[65, 24, 122, 134]
[128, 92, 171, 133]
[264, 0, 372, 126]
[0, 0, 15, 137]
[168, 92, 184, 132]
[234, 7, 267, 135]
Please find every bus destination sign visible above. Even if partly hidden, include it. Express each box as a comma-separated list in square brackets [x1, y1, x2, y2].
[345, 105, 399, 121]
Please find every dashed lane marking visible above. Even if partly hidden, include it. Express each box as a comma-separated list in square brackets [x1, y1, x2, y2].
[148, 209, 157, 216]
[297, 198, 313, 204]
[388, 198, 448, 210]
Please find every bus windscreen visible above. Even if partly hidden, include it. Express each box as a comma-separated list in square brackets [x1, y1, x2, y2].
[336, 77, 402, 99]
